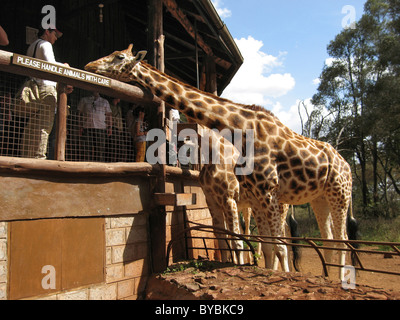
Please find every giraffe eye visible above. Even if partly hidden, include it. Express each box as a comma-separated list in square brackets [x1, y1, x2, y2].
[113, 54, 125, 63]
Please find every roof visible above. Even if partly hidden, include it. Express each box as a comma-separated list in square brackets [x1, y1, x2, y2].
[1, 0, 243, 96]
[123, 0, 244, 95]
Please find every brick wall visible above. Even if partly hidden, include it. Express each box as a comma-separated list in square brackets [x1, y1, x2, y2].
[0, 222, 7, 300]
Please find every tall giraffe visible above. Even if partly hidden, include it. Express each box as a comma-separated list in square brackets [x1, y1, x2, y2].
[85, 45, 355, 278]
[198, 128, 291, 267]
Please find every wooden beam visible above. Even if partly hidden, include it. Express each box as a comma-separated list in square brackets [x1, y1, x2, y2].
[55, 84, 68, 161]
[163, 0, 214, 57]
[0, 50, 162, 108]
[148, 0, 168, 274]
[0, 156, 200, 180]
[154, 193, 197, 206]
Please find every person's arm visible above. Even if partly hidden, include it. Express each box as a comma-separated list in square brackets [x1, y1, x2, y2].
[0, 26, 9, 46]
[40, 41, 70, 66]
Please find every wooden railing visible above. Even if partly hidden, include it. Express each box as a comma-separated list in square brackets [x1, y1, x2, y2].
[0, 49, 162, 161]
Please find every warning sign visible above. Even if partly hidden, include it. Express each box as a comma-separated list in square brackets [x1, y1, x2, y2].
[13, 54, 111, 87]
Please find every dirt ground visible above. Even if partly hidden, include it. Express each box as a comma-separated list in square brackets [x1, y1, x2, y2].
[298, 247, 400, 292]
[145, 247, 400, 300]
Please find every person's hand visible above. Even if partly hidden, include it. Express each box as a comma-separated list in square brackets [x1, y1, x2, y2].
[66, 85, 74, 94]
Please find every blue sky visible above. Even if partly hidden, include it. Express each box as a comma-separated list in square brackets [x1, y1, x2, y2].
[212, 0, 367, 133]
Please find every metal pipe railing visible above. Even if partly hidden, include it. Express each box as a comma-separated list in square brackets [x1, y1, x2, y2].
[167, 222, 400, 278]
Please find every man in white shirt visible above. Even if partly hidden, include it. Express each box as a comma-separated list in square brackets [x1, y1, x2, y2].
[78, 92, 112, 162]
[21, 26, 68, 159]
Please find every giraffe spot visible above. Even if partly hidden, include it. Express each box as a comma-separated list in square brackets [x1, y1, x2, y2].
[155, 85, 166, 97]
[275, 152, 287, 163]
[193, 100, 205, 108]
[254, 147, 269, 157]
[240, 109, 255, 119]
[305, 168, 316, 179]
[277, 163, 290, 172]
[151, 72, 162, 82]
[205, 97, 215, 104]
[187, 92, 201, 100]
[144, 76, 152, 85]
[210, 119, 222, 129]
[300, 150, 310, 159]
[186, 109, 195, 119]
[318, 155, 328, 164]
[283, 171, 292, 180]
[178, 102, 186, 111]
[305, 157, 317, 168]
[284, 143, 297, 158]
[290, 179, 298, 190]
[309, 181, 318, 191]
[265, 123, 277, 136]
[228, 114, 244, 127]
[318, 166, 328, 179]
[214, 106, 227, 116]
[196, 112, 204, 121]
[257, 122, 267, 140]
[168, 82, 182, 95]
[290, 157, 302, 168]
[165, 94, 176, 106]
[293, 169, 307, 183]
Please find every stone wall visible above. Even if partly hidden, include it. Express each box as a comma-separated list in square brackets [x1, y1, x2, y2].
[0, 222, 7, 300]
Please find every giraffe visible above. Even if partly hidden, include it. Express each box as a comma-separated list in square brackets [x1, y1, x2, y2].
[85, 45, 355, 278]
[198, 127, 292, 268]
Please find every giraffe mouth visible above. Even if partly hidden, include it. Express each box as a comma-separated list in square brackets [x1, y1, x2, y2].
[84, 61, 102, 74]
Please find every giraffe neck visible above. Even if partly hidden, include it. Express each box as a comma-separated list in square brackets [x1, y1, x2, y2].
[131, 62, 262, 133]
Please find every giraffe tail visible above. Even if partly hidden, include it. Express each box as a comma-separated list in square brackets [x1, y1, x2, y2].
[346, 197, 359, 266]
[287, 206, 302, 272]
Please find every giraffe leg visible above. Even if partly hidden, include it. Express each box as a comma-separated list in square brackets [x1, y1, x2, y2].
[311, 196, 334, 276]
[252, 203, 290, 272]
[203, 193, 231, 263]
[240, 207, 253, 264]
[225, 198, 244, 265]
[327, 198, 351, 281]
[271, 203, 290, 272]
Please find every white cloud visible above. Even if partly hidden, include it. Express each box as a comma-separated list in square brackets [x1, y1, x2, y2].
[211, 0, 232, 19]
[222, 36, 295, 106]
[312, 78, 321, 85]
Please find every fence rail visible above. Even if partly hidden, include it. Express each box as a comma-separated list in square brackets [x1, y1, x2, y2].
[167, 222, 400, 278]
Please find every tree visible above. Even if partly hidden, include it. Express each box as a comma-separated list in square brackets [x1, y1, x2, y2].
[310, 0, 400, 216]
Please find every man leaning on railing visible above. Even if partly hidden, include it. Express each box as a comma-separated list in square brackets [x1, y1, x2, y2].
[16, 25, 71, 159]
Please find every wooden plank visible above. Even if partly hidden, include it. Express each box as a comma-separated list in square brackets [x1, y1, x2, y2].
[0, 156, 200, 179]
[0, 175, 149, 221]
[0, 49, 162, 108]
[154, 193, 197, 206]
[163, 0, 214, 56]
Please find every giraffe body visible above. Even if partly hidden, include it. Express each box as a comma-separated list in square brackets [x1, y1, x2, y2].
[85, 45, 354, 278]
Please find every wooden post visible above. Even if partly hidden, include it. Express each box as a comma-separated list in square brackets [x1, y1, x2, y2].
[205, 55, 218, 95]
[55, 84, 68, 161]
[148, 0, 167, 273]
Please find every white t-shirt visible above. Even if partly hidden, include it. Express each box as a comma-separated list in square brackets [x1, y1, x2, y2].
[27, 39, 62, 87]
[78, 96, 112, 130]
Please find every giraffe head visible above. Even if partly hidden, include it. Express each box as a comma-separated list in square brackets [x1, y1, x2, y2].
[85, 44, 147, 82]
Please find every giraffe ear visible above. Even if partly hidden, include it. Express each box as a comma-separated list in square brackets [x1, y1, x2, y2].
[127, 44, 133, 52]
[135, 51, 147, 63]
